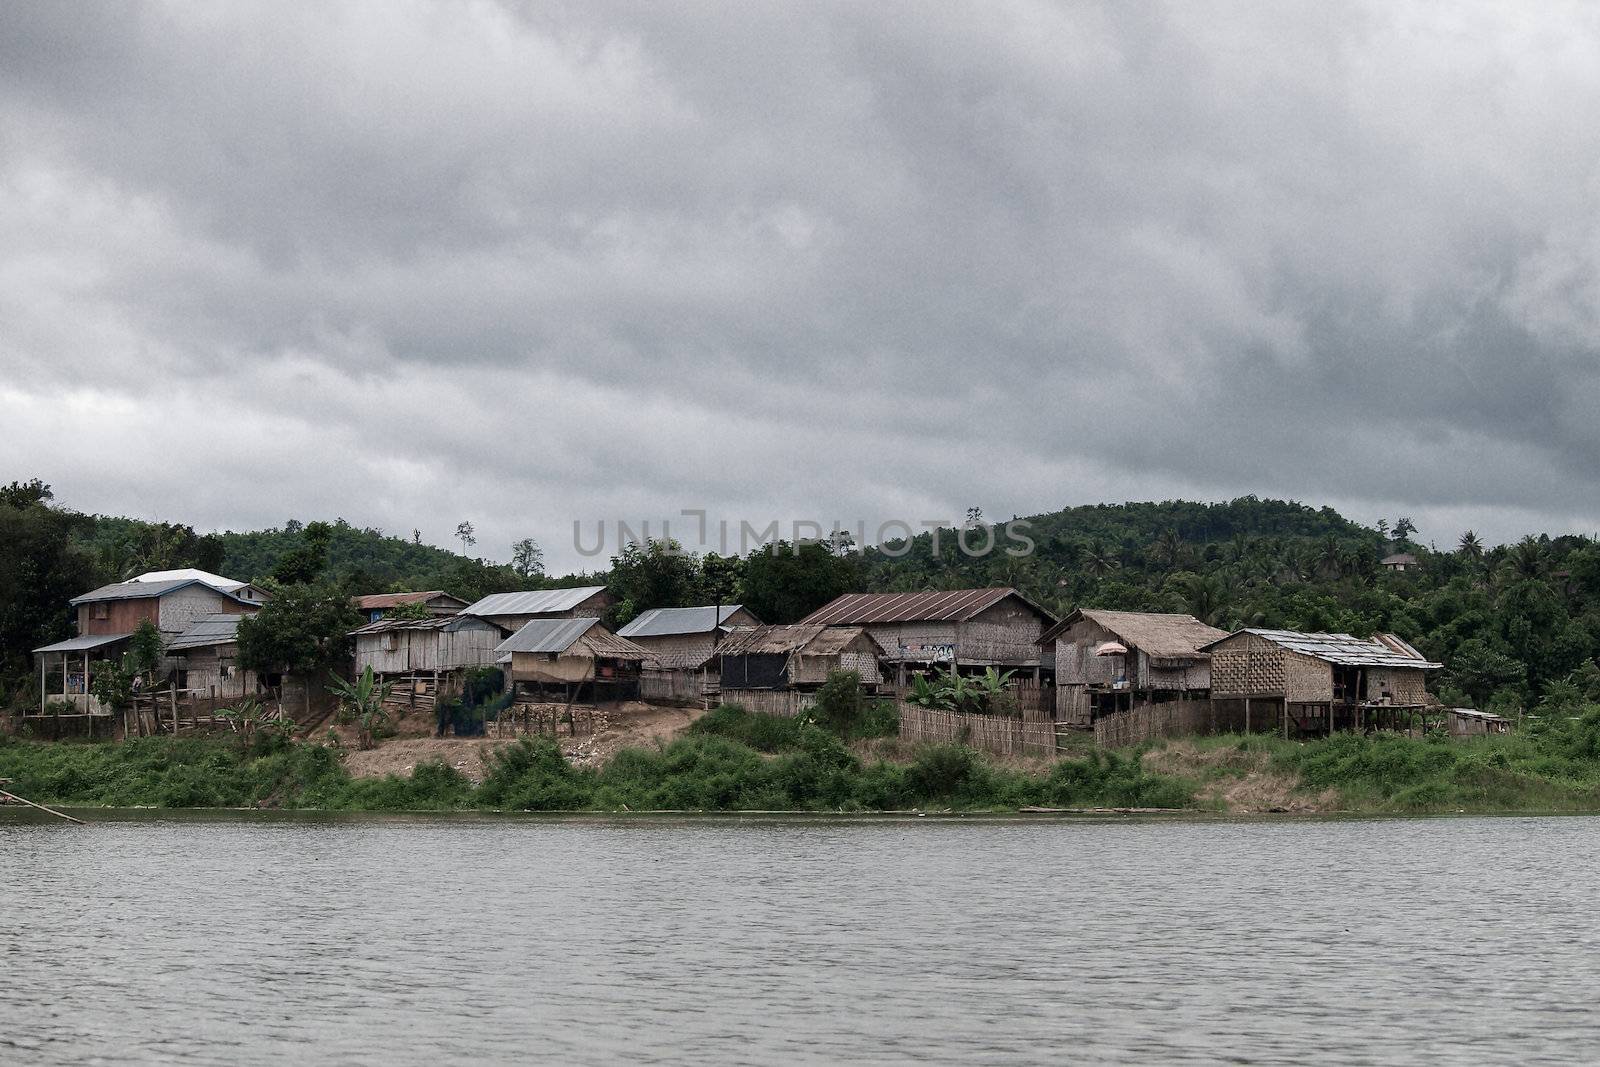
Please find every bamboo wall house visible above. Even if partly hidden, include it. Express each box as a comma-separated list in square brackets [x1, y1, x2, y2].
[353, 590, 469, 623]
[799, 588, 1056, 682]
[162, 612, 268, 702]
[462, 586, 613, 631]
[617, 604, 761, 670]
[1040, 609, 1227, 726]
[717, 624, 887, 690]
[1199, 629, 1441, 737]
[350, 614, 509, 712]
[495, 617, 654, 704]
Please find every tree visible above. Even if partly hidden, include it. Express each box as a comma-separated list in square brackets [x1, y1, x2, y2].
[1458, 530, 1484, 562]
[742, 541, 857, 623]
[271, 520, 333, 585]
[512, 538, 545, 580]
[608, 539, 699, 624]
[1082, 539, 1120, 577]
[237, 583, 361, 681]
[1393, 517, 1417, 541]
[455, 521, 477, 557]
[0, 480, 100, 677]
[89, 620, 164, 715]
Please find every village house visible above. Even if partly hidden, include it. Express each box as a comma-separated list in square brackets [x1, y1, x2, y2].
[353, 590, 469, 623]
[799, 588, 1057, 684]
[1381, 552, 1421, 572]
[617, 605, 761, 670]
[162, 613, 270, 704]
[495, 617, 653, 704]
[462, 586, 613, 631]
[350, 613, 509, 713]
[1199, 629, 1441, 737]
[33, 575, 264, 719]
[717, 624, 887, 690]
[1040, 609, 1228, 726]
[129, 568, 272, 604]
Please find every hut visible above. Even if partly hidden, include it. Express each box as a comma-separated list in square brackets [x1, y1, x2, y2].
[617, 605, 761, 670]
[798, 588, 1057, 683]
[350, 614, 510, 711]
[162, 613, 270, 704]
[495, 618, 653, 704]
[1040, 609, 1227, 726]
[1381, 552, 1421, 572]
[353, 590, 468, 623]
[462, 586, 613, 631]
[1198, 629, 1442, 737]
[1447, 707, 1512, 737]
[717, 624, 887, 691]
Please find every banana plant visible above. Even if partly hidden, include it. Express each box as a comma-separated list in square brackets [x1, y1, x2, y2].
[328, 665, 396, 750]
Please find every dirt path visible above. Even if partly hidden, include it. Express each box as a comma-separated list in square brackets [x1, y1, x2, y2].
[337, 701, 708, 782]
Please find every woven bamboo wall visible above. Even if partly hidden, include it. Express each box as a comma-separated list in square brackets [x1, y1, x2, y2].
[719, 688, 817, 718]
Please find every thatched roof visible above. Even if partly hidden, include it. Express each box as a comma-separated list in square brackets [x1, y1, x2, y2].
[1040, 609, 1227, 660]
[718, 624, 882, 657]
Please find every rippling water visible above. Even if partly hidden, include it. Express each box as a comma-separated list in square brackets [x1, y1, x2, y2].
[3, 811, 1599, 1064]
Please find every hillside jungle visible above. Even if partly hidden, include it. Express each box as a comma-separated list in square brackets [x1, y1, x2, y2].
[3, 478, 1593, 718]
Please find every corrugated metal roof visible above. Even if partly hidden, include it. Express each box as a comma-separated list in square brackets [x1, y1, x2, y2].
[33, 633, 133, 654]
[495, 617, 605, 654]
[799, 587, 1056, 626]
[464, 586, 608, 617]
[165, 613, 246, 651]
[350, 614, 503, 637]
[1040, 609, 1227, 660]
[1203, 629, 1442, 669]
[353, 590, 465, 611]
[130, 568, 248, 593]
[617, 605, 746, 639]
[71, 578, 254, 607]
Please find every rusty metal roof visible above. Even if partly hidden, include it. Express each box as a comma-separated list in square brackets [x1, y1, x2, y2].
[799, 587, 1056, 626]
[717, 624, 881, 657]
[353, 591, 466, 611]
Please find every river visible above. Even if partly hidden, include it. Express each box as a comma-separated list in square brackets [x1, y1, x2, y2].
[2, 811, 1597, 1064]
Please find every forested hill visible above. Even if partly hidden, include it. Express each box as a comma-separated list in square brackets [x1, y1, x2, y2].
[6, 481, 1600, 720]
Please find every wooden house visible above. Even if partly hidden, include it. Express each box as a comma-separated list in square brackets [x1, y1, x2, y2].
[462, 586, 613, 631]
[617, 604, 761, 670]
[1040, 609, 1227, 726]
[495, 617, 653, 704]
[799, 588, 1057, 683]
[1381, 552, 1421, 572]
[717, 624, 886, 690]
[1199, 629, 1441, 737]
[163, 613, 269, 703]
[349, 614, 509, 713]
[354, 590, 469, 623]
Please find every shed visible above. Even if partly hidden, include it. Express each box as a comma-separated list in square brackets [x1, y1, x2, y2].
[617, 604, 762, 670]
[1040, 609, 1227, 725]
[717, 624, 886, 690]
[1199, 628, 1442, 737]
[163, 613, 268, 702]
[354, 590, 469, 623]
[495, 617, 653, 704]
[351, 614, 509, 676]
[798, 587, 1056, 679]
[1447, 707, 1512, 737]
[463, 586, 613, 630]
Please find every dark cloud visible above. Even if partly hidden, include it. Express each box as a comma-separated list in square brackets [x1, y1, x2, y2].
[4, 0, 1600, 568]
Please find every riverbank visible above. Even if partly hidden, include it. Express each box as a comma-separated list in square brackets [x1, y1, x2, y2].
[5, 704, 1600, 815]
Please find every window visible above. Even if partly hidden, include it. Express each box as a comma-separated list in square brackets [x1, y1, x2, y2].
[93, 602, 109, 620]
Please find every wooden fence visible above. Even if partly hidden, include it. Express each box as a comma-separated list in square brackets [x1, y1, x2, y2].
[718, 689, 817, 719]
[1093, 698, 1212, 748]
[897, 703, 1057, 758]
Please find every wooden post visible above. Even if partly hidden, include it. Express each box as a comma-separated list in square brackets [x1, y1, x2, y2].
[1281, 699, 1288, 739]
[1245, 697, 1251, 735]
[39, 654, 46, 716]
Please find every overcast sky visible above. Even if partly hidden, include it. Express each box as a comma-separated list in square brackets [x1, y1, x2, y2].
[4, 2, 1600, 570]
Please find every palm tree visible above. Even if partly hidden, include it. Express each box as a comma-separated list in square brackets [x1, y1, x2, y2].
[1458, 530, 1484, 562]
[1082, 539, 1121, 578]
[1314, 535, 1344, 579]
[1502, 537, 1547, 582]
[1152, 527, 1186, 570]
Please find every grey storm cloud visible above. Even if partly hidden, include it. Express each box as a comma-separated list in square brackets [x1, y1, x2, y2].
[4, 0, 1600, 568]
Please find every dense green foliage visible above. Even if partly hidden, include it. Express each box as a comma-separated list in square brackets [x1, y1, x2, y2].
[236, 584, 362, 676]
